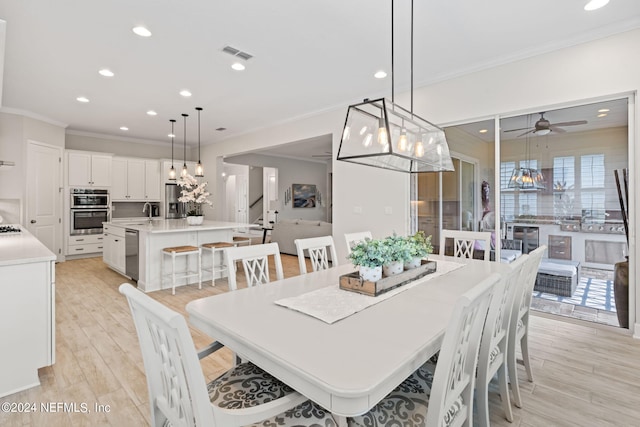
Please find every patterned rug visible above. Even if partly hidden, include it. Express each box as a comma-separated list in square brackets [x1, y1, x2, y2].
[533, 276, 616, 312]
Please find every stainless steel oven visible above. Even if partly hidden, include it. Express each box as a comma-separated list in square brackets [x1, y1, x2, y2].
[71, 188, 109, 208]
[70, 189, 109, 235]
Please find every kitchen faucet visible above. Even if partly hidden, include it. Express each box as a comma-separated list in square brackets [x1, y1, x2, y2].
[143, 202, 153, 221]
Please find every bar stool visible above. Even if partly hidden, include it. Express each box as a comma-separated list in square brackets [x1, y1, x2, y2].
[200, 241, 235, 286]
[161, 245, 202, 295]
[233, 236, 252, 246]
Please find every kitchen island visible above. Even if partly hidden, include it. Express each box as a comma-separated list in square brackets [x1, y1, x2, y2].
[0, 226, 56, 397]
[103, 219, 257, 292]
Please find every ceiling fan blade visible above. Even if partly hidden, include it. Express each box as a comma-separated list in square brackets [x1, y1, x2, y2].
[551, 120, 587, 127]
[504, 127, 532, 133]
[517, 129, 536, 137]
[548, 125, 566, 133]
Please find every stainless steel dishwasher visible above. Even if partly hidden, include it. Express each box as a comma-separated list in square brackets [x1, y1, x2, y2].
[125, 229, 139, 281]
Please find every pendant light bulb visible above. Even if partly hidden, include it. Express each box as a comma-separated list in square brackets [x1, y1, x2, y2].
[195, 107, 204, 177]
[168, 119, 177, 180]
[181, 113, 189, 178]
[377, 117, 388, 145]
[398, 128, 408, 152]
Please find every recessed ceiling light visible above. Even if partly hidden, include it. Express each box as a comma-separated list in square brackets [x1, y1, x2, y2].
[231, 62, 245, 71]
[99, 69, 114, 77]
[120, 126, 129, 131]
[132, 26, 152, 37]
[374, 70, 387, 79]
[179, 90, 192, 97]
[76, 96, 89, 103]
[147, 110, 157, 116]
[597, 113, 608, 118]
[584, 0, 609, 11]
[479, 129, 488, 134]
[168, 133, 175, 138]
[598, 108, 610, 113]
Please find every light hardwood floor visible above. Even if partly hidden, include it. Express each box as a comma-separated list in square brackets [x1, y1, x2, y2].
[2, 255, 640, 426]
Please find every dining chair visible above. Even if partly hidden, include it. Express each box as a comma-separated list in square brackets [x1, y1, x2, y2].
[440, 229, 492, 261]
[344, 231, 373, 254]
[119, 283, 337, 427]
[225, 242, 284, 290]
[476, 254, 527, 427]
[348, 273, 500, 427]
[507, 245, 546, 408]
[294, 235, 339, 275]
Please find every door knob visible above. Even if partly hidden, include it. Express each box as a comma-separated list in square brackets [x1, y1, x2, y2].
[30, 220, 37, 224]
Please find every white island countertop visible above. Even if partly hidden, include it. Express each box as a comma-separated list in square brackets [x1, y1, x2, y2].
[0, 226, 56, 266]
[105, 219, 258, 234]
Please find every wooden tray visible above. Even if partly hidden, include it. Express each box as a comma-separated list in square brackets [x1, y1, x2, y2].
[339, 260, 437, 297]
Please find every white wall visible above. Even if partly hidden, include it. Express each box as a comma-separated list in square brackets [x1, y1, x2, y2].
[203, 28, 640, 335]
[225, 153, 330, 222]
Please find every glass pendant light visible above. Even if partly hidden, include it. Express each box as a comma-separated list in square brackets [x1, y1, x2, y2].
[168, 119, 177, 180]
[181, 113, 188, 178]
[195, 107, 204, 177]
[336, 0, 454, 173]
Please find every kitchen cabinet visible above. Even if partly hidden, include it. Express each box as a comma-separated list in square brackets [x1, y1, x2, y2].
[548, 235, 572, 260]
[0, 229, 55, 397]
[103, 224, 126, 273]
[66, 233, 104, 256]
[67, 150, 112, 187]
[112, 157, 161, 201]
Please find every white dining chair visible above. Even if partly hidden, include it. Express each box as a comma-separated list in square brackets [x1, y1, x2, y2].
[440, 229, 492, 261]
[294, 235, 339, 275]
[507, 245, 546, 408]
[476, 254, 527, 426]
[119, 283, 336, 427]
[344, 231, 373, 254]
[225, 242, 284, 290]
[348, 273, 499, 427]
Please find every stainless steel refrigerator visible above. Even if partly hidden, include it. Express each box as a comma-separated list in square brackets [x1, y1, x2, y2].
[165, 183, 185, 218]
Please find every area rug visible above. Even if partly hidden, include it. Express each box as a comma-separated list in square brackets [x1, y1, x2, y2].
[533, 276, 616, 312]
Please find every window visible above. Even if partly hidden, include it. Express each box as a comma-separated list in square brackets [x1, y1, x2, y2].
[580, 154, 605, 210]
[553, 156, 575, 190]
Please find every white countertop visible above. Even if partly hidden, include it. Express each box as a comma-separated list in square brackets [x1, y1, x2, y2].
[0, 226, 56, 266]
[104, 219, 258, 234]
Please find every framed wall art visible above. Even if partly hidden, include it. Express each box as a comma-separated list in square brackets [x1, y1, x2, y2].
[292, 184, 316, 208]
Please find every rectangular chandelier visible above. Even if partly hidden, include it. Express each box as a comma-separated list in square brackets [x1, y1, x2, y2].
[508, 167, 545, 190]
[336, 98, 455, 173]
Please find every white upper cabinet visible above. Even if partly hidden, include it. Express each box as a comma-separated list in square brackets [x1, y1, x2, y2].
[67, 151, 112, 187]
[112, 157, 161, 201]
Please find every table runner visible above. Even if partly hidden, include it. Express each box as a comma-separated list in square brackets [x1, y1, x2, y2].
[275, 259, 465, 324]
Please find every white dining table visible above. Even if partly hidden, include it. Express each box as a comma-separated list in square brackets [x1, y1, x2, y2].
[186, 255, 512, 422]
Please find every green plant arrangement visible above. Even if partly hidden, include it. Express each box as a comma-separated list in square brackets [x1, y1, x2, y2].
[347, 238, 391, 268]
[178, 173, 213, 216]
[382, 233, 414, 264]
[406, 231, 433, 258]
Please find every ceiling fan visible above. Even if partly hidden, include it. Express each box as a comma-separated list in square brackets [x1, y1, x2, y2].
[504, 112, 587, 137]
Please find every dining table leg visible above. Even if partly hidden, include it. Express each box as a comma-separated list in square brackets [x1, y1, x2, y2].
[333, 414, 347, 427]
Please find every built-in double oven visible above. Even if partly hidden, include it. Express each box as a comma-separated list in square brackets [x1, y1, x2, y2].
[70, 189, 110, 235]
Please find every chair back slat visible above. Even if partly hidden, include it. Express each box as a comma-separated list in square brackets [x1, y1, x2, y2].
[294, 236, 338, 274]
[344, 231, 373, 254]
[440, 229, 492, 261]
[426, 273, 499, 427]
[225, 243, 284, 290]
[120, 283, 214, 427]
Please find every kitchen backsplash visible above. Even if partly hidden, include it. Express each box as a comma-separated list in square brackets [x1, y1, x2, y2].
[0, 199, 21, 224]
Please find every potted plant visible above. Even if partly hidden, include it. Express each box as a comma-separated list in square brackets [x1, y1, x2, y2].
[382, 234, 413, 276]
[178, 173, 213, 225]
[404, 231, 433, 269]
[347, 238, 390, 282]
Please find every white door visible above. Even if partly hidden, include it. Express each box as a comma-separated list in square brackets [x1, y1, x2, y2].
[263, 167, 278, 223]
[234, 174, 248, 229]
[27, 141, 62, 260]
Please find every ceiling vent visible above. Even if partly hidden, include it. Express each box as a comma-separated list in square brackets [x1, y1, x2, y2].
[222, 45, 253, 61]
